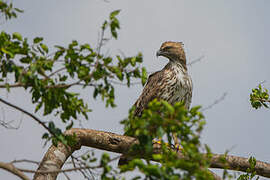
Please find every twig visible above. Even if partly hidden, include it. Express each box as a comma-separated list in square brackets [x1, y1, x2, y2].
[71, 155, 90, 179]
[47, 67, 66, 78]
[0, 107, 21, 129]
[0, 97, 57, 139]
[21, 166, 97, 174]
[46, 30, 110, 90]
[208, 169, 222, 180]
[20, 156, 120, 174]
[108, 79, 141, 86]
[202, 92, 227, 112]
[0, 83, 23, 88]
[0, 81, 97, 89]
[258, 80, 266, 86]
[253, 98, 270, 103]
[187, 55, 205, 66]
[63, 172, 71, 180]
[11, 159, 40, 165]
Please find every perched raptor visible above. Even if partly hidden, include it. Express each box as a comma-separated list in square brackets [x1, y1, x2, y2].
[118, 41, 193, 165]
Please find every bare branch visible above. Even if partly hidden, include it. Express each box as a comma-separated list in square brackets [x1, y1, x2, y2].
[108, 79, 141, 86]
[187, 55, 205, 66]
[0, 83, 23, 88]
[0, 81, 97, 89]
[0, 161, 30, 180]
[253, 97, 270, 103]
[63, 172, 71, 180]
[96, 27, 106, 57]
[11, 159, 40, 165]
[0, 116, 22, 129]
[34, 128, 270, 180]
[208, 169, 222, 180]
[21, 166, 99, 174]
[202, 92, 227, 112]
[70, 155, 92, 179]
[0, 97, 58, 139]
[0, 108, 23, 129]
[47, 67, 66, 78]
[19, 156, 119, 174]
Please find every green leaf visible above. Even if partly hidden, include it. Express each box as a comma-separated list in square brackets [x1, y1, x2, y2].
[110, 10, 120, 19]
[14, 8, 24, 13]
[141, 67, 147, 85]
[248, 156, 256, 169]
[40, 43, 48, 53]
[42, 133, 49, 139]
[152, 154, 162, 161]
[20, 57, 31, 63]
[102, 20, 108, 30]
[131, 57, 136, 66]
[111, 26, 118, 39]
[5, 83, 10, 92]
[35, 102, 42, 113]
[78, 66, 89, 78]
[1, 48, 14, 58]
[115, 67, 123, 80]
[48, 121, 55, 129]
[66, 121, 74, 130]
[12, 32, 22, 41]
[136, 53, 143, 62]
[162, 100, 174, 114]
[103, 57, 112, 65]
[33, 37, 43, 44]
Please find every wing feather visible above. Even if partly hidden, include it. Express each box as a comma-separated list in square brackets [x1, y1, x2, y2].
[133, 70, 165, 116]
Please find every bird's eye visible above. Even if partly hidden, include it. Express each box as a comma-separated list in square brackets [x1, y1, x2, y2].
[163, 46, 173, 51]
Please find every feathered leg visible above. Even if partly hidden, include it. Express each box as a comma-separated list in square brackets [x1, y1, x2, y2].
[173, 133, 182, 151]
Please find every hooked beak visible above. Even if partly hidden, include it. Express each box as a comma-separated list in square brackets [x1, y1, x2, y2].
[156, 50, 162, 57]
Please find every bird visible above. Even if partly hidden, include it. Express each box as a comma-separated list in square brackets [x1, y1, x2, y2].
[118, 41, 193, 166]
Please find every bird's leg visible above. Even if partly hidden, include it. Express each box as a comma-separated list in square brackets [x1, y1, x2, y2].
[152, 138, 162, 145]
[172, 133, 182, 152]
[152, 138, 170, 148]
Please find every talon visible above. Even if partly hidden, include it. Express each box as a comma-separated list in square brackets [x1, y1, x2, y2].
[174, 144, 183, 152]
[152, 139, 162, 144]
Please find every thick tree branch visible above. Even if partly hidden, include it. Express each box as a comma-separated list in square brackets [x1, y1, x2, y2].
[0, 161, 30, 180]
[34, 128, 270, 180]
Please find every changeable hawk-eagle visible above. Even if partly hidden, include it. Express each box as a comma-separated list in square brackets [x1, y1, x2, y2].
[119, 41, 193, 165]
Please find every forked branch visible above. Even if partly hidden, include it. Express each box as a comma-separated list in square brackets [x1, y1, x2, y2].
[34, 128, 270, 180]
[0, 162, 30, 180]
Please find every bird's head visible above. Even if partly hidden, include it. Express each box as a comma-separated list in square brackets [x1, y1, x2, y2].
[156, 41, 186, 65]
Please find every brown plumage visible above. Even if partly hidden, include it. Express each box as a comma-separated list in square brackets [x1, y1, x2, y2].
[118, 41, 193, 165]
[134, 41, 192, 116]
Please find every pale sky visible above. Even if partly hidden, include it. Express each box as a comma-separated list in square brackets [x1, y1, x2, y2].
[1, 0, 270, 179]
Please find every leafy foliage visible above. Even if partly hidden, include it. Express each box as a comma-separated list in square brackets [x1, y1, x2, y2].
[0, 10, 146, 144]
[250, 84, 269, 109]
[237, 157, 259, 180]
[1, 2, 266, 180]
[0, 0, 23, 20]
[120, 100, 214, 180]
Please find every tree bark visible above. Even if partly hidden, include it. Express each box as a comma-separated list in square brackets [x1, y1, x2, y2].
[34, 128, 270, 179]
